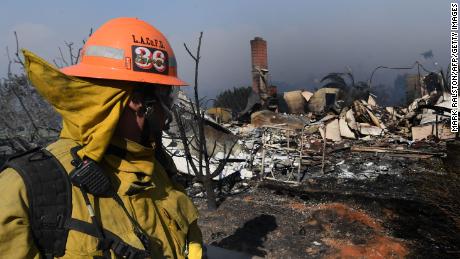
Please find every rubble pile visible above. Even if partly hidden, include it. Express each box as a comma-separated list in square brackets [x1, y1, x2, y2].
[307, 93, 454, 142]
[170, 91, 454, 185]
[190, 91, 459, 257]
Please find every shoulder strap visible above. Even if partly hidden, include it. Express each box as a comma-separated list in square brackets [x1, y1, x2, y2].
[3, 148, 72, 258]
[66, 218, 150, 259]
[3, 147, 152, 258]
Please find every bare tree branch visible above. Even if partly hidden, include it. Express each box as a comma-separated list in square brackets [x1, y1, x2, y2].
[209, 140, 218, 159]
[183, 43, 197, 61]
[211, 140, 237, 178]
[58, 47, 69, 67]
[6, 47, 12, 77]
[8, 82, 40, 141]
[75, 47, 83, 64]
[64, 41, 74, 65]
[13, 31, 25, 68]
[0, 114, 15, 131]
[173, 107, 200, 175]
[52, 59, 61, 68]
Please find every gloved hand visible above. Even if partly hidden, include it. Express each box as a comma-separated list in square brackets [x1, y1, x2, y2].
[187, 221, 203, 259]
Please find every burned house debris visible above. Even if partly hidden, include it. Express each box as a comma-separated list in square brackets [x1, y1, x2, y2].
[161, 35, 460, 258]
[307, 88, 341, 113]
[169, 82, 460, 257]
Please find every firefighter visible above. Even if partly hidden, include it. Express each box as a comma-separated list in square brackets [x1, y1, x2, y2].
[0, 17, 203, 259]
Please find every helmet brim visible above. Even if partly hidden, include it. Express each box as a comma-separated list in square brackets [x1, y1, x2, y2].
[61, 63, 188, 86]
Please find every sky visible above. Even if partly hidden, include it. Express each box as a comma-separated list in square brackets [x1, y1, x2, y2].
[0, 0, 452, 101]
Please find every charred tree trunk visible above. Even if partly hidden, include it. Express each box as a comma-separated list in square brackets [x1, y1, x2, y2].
[203, 177, 217, 210]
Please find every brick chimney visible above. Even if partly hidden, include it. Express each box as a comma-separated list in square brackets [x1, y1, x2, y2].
[250, 37, 268, 94]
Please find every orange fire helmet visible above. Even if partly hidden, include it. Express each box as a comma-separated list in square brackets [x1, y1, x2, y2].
[61, 17, 187, 86]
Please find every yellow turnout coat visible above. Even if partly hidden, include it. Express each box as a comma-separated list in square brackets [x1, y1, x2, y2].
[0, 50, 202, 258]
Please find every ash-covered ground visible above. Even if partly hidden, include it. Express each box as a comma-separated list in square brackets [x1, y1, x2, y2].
[187, 143, 460, 259]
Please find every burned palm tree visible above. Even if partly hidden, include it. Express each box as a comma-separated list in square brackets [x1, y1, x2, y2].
[320, 69, 370, 106]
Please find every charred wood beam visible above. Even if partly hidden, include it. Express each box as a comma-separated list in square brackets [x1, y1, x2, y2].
[351, 146, 445, 158]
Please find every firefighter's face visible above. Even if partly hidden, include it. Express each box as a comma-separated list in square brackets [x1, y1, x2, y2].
[127, 86, 174, 143]
[129, 90, 163, 132]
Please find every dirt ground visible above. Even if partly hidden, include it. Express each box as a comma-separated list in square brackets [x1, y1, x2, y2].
[190, 148, 460, 259]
